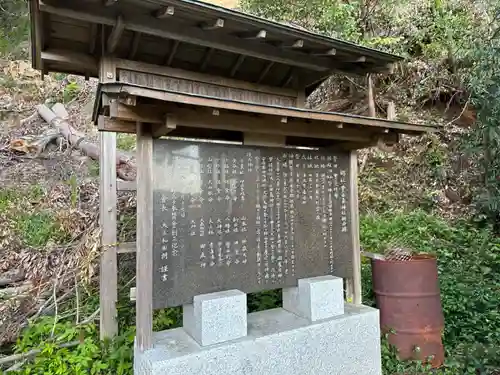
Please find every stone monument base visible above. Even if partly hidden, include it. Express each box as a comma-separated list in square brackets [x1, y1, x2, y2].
[135, 276, 381, 375]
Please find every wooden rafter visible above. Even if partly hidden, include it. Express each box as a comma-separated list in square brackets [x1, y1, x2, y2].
[200, 18, 224, 30]
[107, 15, 125, 54]
[230, 55, 245, 77]
[164, 40, 179, 66]
[129, 32, 141, 59]
[200, 48, 215, 71]
[257, 61, 274, 83]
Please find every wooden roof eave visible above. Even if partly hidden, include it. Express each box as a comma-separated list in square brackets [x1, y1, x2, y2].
[95, 82, 438, 134]
[141, 0, 401, 64]
[33, 0, 403, 84]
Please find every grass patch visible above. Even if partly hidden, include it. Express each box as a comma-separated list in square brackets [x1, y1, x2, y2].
[117, 134, 136, 151]
[16, 211, 68, 247]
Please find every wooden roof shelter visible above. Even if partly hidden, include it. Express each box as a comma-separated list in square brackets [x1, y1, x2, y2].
[29, 0, 439, 345]
[30, 0, 438, 149]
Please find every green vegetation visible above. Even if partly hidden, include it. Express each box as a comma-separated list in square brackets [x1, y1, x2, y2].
[8, 211, 499, 374]
[116, 134, 136, 152]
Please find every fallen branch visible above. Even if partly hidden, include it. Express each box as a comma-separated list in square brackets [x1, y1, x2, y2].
[0, 283, 32, 300]
[0, 270, 25, 287]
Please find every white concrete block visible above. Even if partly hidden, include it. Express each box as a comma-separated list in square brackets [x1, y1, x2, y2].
[283, 275, 344, 321]
[182, 289, 247, 346]
[135, 304, 381, 375]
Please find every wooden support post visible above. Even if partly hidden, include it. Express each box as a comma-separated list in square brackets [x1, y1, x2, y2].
[136, 122, 153, 351]
[367, 74, 375, 118]
[99, 131, 118, 339]
[346, 151, 362, 304]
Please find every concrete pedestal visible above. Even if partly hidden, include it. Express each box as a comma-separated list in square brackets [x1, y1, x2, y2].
[135, 276, 381, 375]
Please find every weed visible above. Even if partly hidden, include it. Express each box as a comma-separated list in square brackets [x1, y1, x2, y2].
[117, 134, 136, 151]
[16, 211, 68, 248]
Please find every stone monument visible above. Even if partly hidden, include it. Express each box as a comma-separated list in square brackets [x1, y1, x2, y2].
[134, 139, 382, 375]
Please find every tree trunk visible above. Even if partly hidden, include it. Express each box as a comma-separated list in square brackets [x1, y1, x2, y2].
[36, 104, 136, 181]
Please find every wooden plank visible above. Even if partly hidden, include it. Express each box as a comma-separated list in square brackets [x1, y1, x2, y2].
[99, 131, 118, 339]
[243, 133, 285, 147]
[100, 105, 392, 143]
[114, 58, 297, 98]
[135, 122, 153, 352]
[117, 70, 296, 107]
[348, 151, 361, 305]
[38, 1, 334, 72]
[114, 85, 436, 133]
[41, 49, 98, 72]
[99, 116, 136, 133]
[117, 241, 136, 253]
[117, 180, 137, 191]
[107, 15, 125, 54]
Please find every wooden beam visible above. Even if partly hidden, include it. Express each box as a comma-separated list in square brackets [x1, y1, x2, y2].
[154, 6, 174, 18]
[42, 49, 98, 72]
[99, 115, 138, 133]
[109, 101, 163, 124]
[200, 18, 224, 30]
[117, 241, 136, 253]
[164, 40, 179, 66]
[239, 30, 267, 40]
[39, 1, 333, 72]
[244, 133, 285, 147]
[129, 32, 141, 59]
[280, 39, 304, 49]
[230, 55, 245, 77]
[89, 23, 98, 54]
[117, 180, 137, 191]
[135, 122, 153, 352]
[257, 61, 274, 83]
[107, 15, 125, 54]
[152, 114, 177, 138]
[200, 48, 215, 71]
[99, 131, 118, 339]
[99, 105, 394, 143]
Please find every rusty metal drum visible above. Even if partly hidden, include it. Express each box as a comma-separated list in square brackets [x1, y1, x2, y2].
[371, 254, 445, 368]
